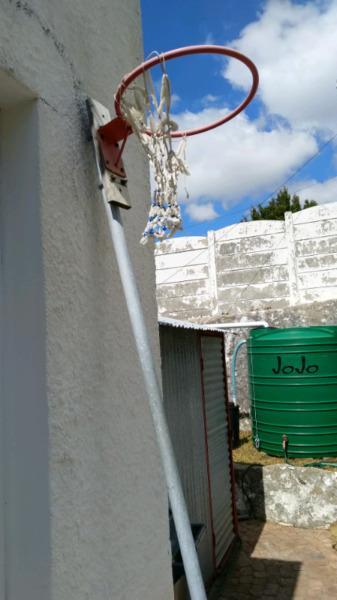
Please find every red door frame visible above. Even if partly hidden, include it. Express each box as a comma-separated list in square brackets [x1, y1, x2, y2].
[198, 331, 238, 574]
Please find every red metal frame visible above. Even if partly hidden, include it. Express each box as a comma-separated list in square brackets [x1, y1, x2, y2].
[220, 334, 239, 536]
[97, 117, 131, 179]
[98, 44, 259, 176]
[115, 45, 259, 137]
[198, 330, 239, 574]
[198, 333, 217, 572]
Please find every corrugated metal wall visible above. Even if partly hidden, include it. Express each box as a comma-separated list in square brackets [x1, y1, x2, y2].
[160, 326, 235, 585]
[160, 327, 214, 584]
[200, 336, 235, 567]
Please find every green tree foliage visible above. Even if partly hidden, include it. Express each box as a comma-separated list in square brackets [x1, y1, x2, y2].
[244, 187, 317, 221]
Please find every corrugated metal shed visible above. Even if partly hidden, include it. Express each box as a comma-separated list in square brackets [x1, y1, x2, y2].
[159, 320, 237, 589]
[159, 317, 223, 332]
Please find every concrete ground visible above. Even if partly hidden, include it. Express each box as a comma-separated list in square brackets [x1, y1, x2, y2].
[210, 520, 337, 600]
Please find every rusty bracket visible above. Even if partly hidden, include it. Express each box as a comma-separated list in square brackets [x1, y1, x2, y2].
[87, 98, 131, 209]
[97, 117, 132, 179]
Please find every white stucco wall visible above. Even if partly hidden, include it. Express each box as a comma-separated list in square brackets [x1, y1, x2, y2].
[0, 2, 172, 599]
[155, 203, 337, 320]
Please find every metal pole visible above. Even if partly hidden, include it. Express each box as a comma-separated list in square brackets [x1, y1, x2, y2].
[101, 196, 207, 600]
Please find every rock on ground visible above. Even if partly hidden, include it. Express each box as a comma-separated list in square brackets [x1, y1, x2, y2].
[235, 463, 337, 528]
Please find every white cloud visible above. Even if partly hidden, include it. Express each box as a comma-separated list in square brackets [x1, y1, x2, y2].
[147, 1, 337, 224]
[201, 94, 219, 106]
[171, 93, 181, 107]
[174, 105, 317, 208]
[294, 176, 337, 204]
[204, 33, 215, 45]
[224, 0, 337, 132]
[185, 202, 219, 222]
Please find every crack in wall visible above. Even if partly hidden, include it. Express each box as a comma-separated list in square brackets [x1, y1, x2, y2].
[13, 0, 81, 91]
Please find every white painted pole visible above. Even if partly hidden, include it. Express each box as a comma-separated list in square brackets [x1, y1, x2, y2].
[102, 200, 207, 600]
[88, 97, 206, 598]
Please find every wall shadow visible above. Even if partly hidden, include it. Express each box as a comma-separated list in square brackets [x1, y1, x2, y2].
[210, 520, 301, 600]
[235, 463, 266, 523]
[210, 435, 302, 600]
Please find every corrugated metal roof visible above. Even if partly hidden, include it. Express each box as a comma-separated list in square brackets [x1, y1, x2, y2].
[158, 317, 223, 333]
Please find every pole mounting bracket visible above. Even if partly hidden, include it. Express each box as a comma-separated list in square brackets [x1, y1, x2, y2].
[97, 117, 132, 179]
[87, 99, 131, 209]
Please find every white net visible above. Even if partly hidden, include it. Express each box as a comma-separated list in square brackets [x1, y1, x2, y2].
[119, 63, 189, 244]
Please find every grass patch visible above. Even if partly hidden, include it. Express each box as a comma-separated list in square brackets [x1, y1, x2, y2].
[233, 431, 337, 469]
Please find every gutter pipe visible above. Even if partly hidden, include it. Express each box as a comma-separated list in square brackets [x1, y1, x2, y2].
[206, 320, 269, 329]
[231, 339, 247, 406]
[227, 323, 269, 407]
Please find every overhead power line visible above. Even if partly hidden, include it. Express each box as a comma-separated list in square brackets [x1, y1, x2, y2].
[180, 129, 337, 236]
[158, 129, 337, 287]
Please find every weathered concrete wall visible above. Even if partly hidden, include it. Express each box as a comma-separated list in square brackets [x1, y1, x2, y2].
[235, 464, 337, 529]
[156, 203, 337, 320]
[156, 236, 211, 320]
[0, 2, 172, 599]
[156, 206, 337, 416]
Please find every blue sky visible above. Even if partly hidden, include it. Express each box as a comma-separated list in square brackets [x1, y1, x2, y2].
[140, 0, 337, 236]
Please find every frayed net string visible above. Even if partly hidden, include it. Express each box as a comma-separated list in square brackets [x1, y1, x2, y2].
[120, 57, 189, 244]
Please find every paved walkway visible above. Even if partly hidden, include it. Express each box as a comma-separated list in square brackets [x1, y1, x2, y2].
[211, 520, 337, 599]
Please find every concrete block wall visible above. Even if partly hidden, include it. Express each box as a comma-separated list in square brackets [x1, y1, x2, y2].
[213, 219, 289, 315]
[293, 203, 337, 303]
[156, 236, 211, 319]
[155, 203, 337, 321]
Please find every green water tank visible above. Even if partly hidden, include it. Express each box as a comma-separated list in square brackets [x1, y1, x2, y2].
[247, 326, 337, 458]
